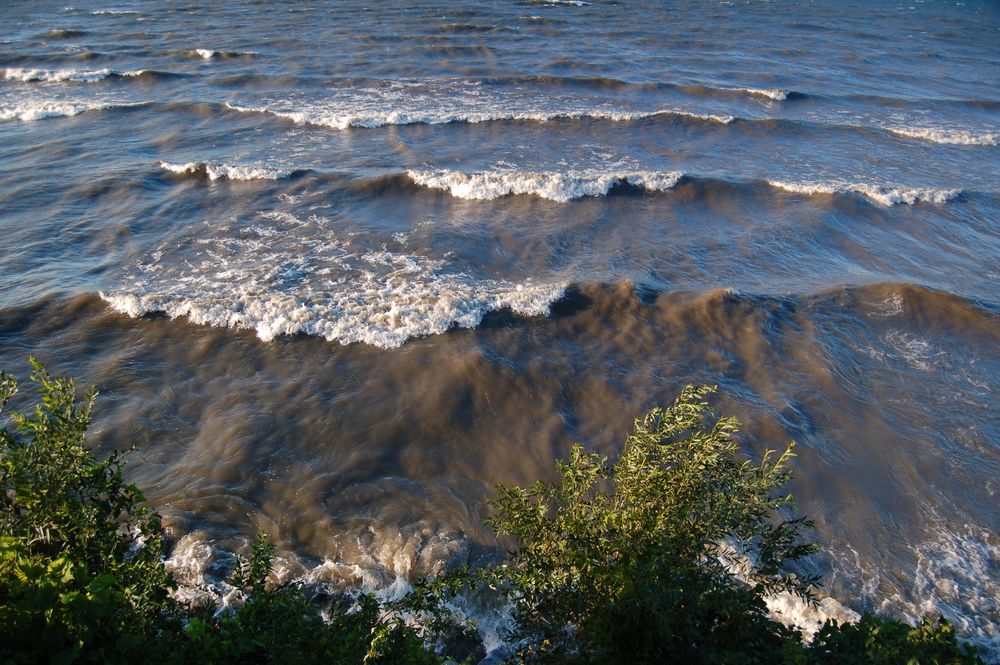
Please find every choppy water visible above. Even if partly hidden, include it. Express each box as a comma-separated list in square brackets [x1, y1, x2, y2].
[1, 0, 998, 657]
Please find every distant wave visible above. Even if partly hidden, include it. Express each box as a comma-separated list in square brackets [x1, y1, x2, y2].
[734, 87, 791, 101]
[158, 160, 298, 182]
[224, 102, 734, 130]
[767, 180, 960, 206]
[883, 126, 998, 146]
[2, 67, 172, 82]
[188, 49, 258, 60]
[89, 8, 139, 15]
[408, 169, 684, 202]
[0, 100, 145, 122]
[40, 28, 87, 39]
[435, 23, 500, 33]
[478, 75, 804, 102]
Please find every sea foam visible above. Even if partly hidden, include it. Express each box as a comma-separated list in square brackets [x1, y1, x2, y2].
[408, 169, 684, 202]
[736, 87, 789, 101]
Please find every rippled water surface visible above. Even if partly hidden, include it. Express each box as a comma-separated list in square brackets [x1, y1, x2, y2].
[1, 0, 998, 657]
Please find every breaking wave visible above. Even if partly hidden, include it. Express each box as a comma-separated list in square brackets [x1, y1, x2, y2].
[767, 180, 961, 206]
[188, 49, 258, 60]
[3, 67, 159, 82]
[734, 87, 791, 101]
[408, 169, 684, 202]
[224, 102, 734, 130]
[0, 99, 145, 122]
[158, 160, 299, 181]
[100, 211, 565, 348]
[884, 126, 999, 146]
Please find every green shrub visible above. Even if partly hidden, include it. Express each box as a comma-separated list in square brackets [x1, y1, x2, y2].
[810, 614, 981, 664]
[480, 384, 816, 664]
[479, 385, 983, 665]
[0, 360, 176, 664]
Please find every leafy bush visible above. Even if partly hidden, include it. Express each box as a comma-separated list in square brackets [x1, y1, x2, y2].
[809, 614, 981, 664]
[481, 384, 815, 663]
[479, 384, 982, 664]
[0, 360, 176, 664]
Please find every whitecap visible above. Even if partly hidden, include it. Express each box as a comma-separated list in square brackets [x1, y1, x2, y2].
[736, 87, 789, 101]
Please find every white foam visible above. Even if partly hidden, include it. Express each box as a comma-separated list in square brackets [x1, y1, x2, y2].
[225, 102, 733, 130]
[2, 67, 146, 82]
[766, 592, 861, 641]
[768, 180, 960, 206]
[101, 212, 565, 348]
[158, 160, 293, 181]
[871, 293, 904, 317]
[90, 8, 138, 14]
[408, 169, 684, 202]
[831, 526, 1000, 663]
[717, 542, 860, 641]
[883, 330, 944, 371]
[195, 48, 216, 59]
[884, 126, 999, 146]
[162, 527, 486, 631]
[0, 99, 140, 122]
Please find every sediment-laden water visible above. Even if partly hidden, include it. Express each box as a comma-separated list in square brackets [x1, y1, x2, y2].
[1, 0, 998, 657]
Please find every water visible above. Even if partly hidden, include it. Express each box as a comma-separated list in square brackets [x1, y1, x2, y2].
[1, 0, 998, 657]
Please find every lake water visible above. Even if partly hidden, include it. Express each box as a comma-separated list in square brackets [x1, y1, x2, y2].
[1, 0, 998, 657]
